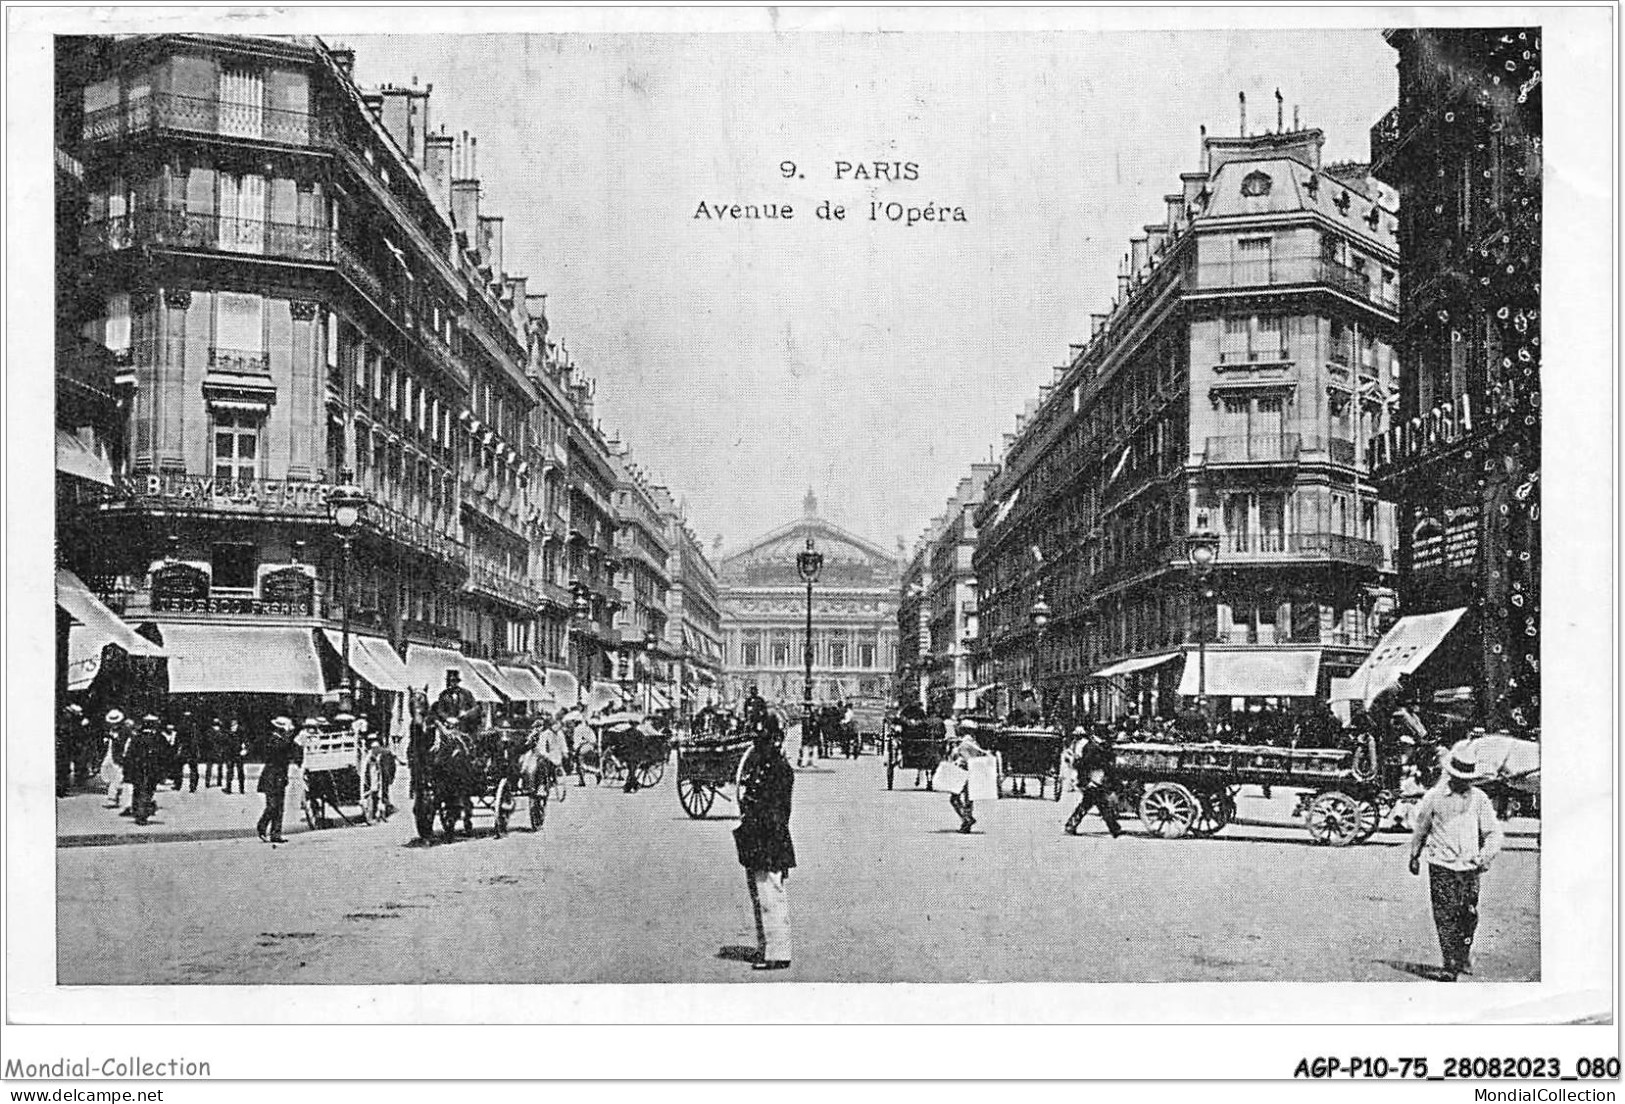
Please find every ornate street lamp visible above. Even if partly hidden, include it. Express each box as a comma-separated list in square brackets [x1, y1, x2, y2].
[796, 537, 823, 739]
[326, 476, 369, 717]
[1028, 593, 1051, 723]
[643, 628, 658, 715]
[1186, 520, 1220, 723]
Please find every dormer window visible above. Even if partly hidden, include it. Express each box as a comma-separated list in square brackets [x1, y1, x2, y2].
[1240, 171, 1273, 197]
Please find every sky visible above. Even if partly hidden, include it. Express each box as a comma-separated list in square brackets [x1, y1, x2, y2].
[349, 29, 1397, 556]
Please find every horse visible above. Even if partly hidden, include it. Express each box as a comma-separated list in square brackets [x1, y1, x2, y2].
[409, 688, 480, 842]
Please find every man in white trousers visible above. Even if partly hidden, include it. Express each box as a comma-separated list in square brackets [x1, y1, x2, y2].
[735, 713, 795, 971]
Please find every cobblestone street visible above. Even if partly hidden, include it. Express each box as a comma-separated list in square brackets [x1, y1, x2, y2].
[58, 753, 1539, 985]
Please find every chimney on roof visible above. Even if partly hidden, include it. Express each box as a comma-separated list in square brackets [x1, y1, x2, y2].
[478, 214, 504, 277]
[330, 47, 355, 78]
[1091, 312, 1110, 337]
[423, 132, 453, 210]
[1130, 236, 1148, 276]
[1239, 91, 1247, 136]
[1294, 104, 1301, 131]
[1165, 193, 1184, 232]
[1276, 88, 1284, 132]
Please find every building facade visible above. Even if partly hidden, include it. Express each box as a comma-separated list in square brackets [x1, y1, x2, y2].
[55, 33, 647, 717]
[611, 445, 673, 712]
[661, 502, 725, 716]
[1367, 28, 1541, 732]
[720, 492, 899, 707]
[971, 119, 1401, 728]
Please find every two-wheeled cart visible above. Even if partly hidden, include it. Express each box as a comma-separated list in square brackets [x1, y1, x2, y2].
[299, 724, 370, 829]
[885, 723, 947, 790]
[1112, 741, 1392, 845]
[674, 735, 754, 818]
[990, 726, 1065, 800]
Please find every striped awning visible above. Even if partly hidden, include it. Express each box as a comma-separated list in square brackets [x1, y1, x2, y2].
[322, 630, 411, 693]
[158, 624, 325, 695]
[56, 428, 113, 486]
[1092, 652, 1182, 679]
[404, 644, 501, 703]
[499, 665, 552, 702]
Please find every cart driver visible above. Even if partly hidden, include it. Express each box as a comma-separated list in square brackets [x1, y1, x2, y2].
[430, 669, 480, 734]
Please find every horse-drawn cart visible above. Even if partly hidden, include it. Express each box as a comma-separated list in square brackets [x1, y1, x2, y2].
[990, 726, 1065, 800]
[885, 723, 947, 790]
[1112, 741, 1390, 845]
[412, 719, 550, 841]
[298, 725, 373, 829]
[598, 719, 669, 789]
[674, 735, 754, 818]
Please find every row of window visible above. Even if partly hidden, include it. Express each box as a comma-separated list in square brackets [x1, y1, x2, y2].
[736, 641, 881, 669]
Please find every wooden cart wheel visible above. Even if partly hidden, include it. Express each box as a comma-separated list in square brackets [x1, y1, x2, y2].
[1189, 789, 1236, 837]
[601, 752, 626, 787]
[1353, 796, 1383, 842]
[1138, 782, 1199, 839]
[1305, 790, 1364, 847]
[493, 778, 511, 836]
[678, 778, 716, 818]
[637, 759, 665, 788]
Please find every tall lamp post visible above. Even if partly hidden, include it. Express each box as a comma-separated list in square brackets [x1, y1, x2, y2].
[327, 477, 369, 717]
[1186, 521, 1220, 723]
[643, 629, 657, 715]
[796, 538, 823, 740]
[570, 585, 591, 709]
[1028, 593, 1051, 723]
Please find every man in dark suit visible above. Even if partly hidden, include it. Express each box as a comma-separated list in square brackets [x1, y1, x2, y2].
[126, 715, 167, 825]
[256, 716, 300, 843]
[430, 670, 480, 732]
[1064, 727, 1123, 837]
[735, 714, 795, 972]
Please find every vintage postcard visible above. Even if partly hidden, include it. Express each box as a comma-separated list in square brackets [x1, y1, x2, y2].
[3, 2, 1616, 1085]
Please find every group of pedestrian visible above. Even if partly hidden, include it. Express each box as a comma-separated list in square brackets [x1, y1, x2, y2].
[68, 704, 254, 810]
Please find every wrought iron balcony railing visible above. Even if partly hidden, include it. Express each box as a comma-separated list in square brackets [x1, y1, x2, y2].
[1215, 531, 1386, 569]
[207, 346, 270, 375]
[1203, 433, 1301, 464]
[81, 209, 334, 263]
[82, 92, 323, 148]
[1190, 255, 1398, 311]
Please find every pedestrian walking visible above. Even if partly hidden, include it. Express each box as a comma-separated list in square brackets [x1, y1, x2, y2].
[735, 713, 795, 972]
[943, 722, 991, 833]
[99, 710, 131, 809]
[202, 717, 225, 788]
[256, 716, 300, 844]
[1408, 745, 1505, 980]
[125, 714, 166, 825]
[177, 711, 202, 792]
[161, 720, 182, 791]
[1064, 726, 1123, 838]
[222, 718, 249, 794]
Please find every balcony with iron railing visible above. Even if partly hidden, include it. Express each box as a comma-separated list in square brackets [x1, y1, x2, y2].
[207, 346, 270, 375]
[81, 209, 334, 264]
[1201, 433, 1361, 468]
[1215, 531, 1386, 570]
[1190, 255, 1398, 311]
[82, 93, 325, 149]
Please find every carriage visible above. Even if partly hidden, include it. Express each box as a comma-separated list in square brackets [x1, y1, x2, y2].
[674, 734, 755, 818]
[885, 722, 949, 790]
[412, 718, 552, 842]
[988, 726, 1066, 800]
[595, 718, 669, 789]
[297, 723, 378, 829]
[1111, 740, 1391, 845]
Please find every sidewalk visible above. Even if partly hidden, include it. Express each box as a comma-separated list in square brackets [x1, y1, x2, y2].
[56, 764, 411, 848]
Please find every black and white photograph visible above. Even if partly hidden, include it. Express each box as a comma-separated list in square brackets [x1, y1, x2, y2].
[3, 1, 1617, 1085]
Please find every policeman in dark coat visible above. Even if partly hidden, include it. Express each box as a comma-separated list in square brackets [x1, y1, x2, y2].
[742, 685, 769, 732]
[735, 713, 795, 971]
[1064, 727, 1123, 837]
[256, 716, 300, 843]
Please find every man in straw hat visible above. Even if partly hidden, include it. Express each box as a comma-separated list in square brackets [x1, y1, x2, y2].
[1408, 742, 1504, 979]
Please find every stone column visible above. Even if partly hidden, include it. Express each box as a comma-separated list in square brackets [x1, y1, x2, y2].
[129, 288, 159, 469]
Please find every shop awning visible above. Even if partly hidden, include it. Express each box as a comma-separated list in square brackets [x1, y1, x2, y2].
[404, 644, 501, 703]
[67, 627, 105, 691]
[1177, 648, 1322, 698]
[56, 428, 113, 486]
[321, 630, 410, 693]
[1340, 608, 1468, 707]
[586, 682, 625, 715]
[1092, 652, 1182, 679]
[468, 658, 519, 700]
[546, 668, 581, 707]
[159, 624, 325, 695]
[499, 665, 551, 702]
[56, 569, 165, 659]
